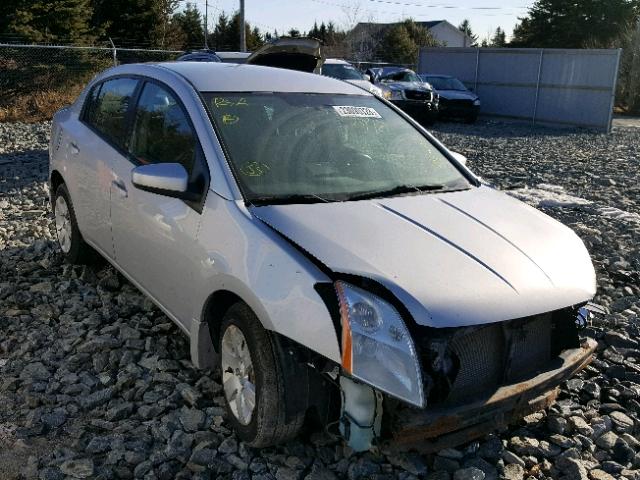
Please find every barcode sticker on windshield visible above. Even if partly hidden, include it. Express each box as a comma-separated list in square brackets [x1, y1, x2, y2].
[333, 106, 381, 119]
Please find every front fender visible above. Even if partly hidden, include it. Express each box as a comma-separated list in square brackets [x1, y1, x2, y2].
[192, 194, 341, 366]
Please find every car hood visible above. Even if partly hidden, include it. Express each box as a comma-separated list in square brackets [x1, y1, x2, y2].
[251, 186, 596, 328]
[383, 81, 431, 92]
[345, 79, 379, 93]
[437, 89, 478, 101]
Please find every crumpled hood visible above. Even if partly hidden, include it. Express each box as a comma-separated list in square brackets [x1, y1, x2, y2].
[251, 186, 596, 328]
[436, 89, 478, 101]
[385, 81, 431, 92]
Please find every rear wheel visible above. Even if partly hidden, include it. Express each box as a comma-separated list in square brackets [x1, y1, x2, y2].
[219, 303, 306, 447]
[53, 184, 94, 264]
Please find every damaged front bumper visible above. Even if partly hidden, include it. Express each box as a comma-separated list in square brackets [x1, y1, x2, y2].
[385, 337, 597, 452]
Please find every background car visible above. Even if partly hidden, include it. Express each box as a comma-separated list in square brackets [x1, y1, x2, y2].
[372, 67, 438, 125]
[420, 74, 481, 123]
[321, 58, 387, 97]
[176, 49, 221, 62]
[245, 36, 323, 73]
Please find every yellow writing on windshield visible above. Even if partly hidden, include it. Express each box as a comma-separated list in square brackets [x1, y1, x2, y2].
[213, 97, 248, 108]
[240, 162, 270, 177]
[222, 114, 240, 125]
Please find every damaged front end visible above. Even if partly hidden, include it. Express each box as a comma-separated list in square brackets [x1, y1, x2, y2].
[336, 303, 597, 452]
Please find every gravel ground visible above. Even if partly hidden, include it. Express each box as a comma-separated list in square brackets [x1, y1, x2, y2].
[1, 120, 639, 480]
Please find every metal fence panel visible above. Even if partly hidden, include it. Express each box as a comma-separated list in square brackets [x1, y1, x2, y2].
[418, 47, 622, 132]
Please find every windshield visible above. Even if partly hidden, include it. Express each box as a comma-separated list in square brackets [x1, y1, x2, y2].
[322, 64, 364, 81]
[203, 93, 470, 204]
[381, 70, 421, 83]
[424, 77, 467, 91]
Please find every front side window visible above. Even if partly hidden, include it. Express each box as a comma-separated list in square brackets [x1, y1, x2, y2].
[86, 77, 138, 149]
[202, 92, 470, 204]
[129, 82, 196, 174]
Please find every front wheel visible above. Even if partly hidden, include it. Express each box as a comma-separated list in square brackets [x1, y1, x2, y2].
[219, 303, 306, 447]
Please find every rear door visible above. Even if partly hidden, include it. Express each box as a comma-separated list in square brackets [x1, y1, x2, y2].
[73, 77, 139, 258]
[109, 79, 210, 327]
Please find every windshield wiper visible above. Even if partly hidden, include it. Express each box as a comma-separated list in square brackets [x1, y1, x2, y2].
[248, 193, 331, 206]
[345, 184, 445, 201]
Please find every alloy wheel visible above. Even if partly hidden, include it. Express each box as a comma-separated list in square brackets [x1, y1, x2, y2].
[221, 324, 256, 425]
[54, 195, 72, 254]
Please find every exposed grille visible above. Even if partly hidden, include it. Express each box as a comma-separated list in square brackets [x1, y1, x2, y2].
[405, 90, 432, 101]
[420, 314, 554, 405]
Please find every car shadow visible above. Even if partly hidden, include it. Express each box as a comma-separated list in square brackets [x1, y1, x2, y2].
[0, 148, 49, 193]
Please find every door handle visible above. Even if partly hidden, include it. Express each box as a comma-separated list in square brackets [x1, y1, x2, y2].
[69, 142, 80, 155]
[112, 179, 128, 198]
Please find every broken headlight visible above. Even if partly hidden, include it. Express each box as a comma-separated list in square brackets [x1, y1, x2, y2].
[335, 281, 424, 407]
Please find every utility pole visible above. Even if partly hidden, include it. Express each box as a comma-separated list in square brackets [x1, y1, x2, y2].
[204, 1, 209, 49]
[240, 0, 246, 52]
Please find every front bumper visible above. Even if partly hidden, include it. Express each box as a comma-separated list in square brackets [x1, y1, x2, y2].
[391, 100, 439, 123]
[387, 338, 597, 452]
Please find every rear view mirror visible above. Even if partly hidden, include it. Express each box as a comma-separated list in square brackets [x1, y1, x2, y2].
[363, 74, 372, 82]
[131, 163, 190, 197]
[450, 151, 468, 166]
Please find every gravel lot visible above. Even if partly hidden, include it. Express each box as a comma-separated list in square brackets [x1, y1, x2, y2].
[1, 120, 639, 480]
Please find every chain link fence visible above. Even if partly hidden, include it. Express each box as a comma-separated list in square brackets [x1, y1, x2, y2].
[0, 44, 183, 122]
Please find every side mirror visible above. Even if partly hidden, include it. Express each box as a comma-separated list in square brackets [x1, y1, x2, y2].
[363, 74, 372, 82]
[450, 151, 468, 166]
[131, 163, 191, 198]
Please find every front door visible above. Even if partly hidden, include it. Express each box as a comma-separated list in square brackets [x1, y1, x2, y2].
[109, 80, 209, 328]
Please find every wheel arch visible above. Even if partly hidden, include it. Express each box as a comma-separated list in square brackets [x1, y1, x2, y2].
[50, 169, 65, 202]
[191, 286, 273, 370]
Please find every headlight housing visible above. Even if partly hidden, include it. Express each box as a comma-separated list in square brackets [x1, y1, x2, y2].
[473, 99, 481, 106]
[335, 281, 424, 407]
[387, 89, 404, 101]
[369, 85, 384, 97]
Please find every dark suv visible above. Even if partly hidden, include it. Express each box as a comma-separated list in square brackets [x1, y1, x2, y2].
[371, 67, 439, 125]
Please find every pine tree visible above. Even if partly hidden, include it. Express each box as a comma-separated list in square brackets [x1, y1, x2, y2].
[173, 2, 204, 50]
[378, 19, 438, 64]
[490, 27, 506, 47]
[510, 0, 640, 48]
[6, 0, 97, 44]
[91, 0, 180, 48]
[458, 19, 478, 46]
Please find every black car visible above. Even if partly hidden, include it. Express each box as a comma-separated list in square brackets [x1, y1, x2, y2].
[176, 49, 222, 62]
[420, 74, 480, 123]
[371, 67, 439, 125]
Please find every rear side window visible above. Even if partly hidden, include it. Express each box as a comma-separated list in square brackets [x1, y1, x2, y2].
[129, 82, 196, 174]
[85, 77, 138, 149]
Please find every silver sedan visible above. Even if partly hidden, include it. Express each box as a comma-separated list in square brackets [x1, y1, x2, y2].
[49, 61, 597, 451]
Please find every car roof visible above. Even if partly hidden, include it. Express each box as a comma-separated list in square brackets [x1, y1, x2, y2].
[143, 62, 370, 94]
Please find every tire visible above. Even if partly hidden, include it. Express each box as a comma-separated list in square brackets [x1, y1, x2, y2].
[53, 183, 94, 264]
[219, 303, 305, 447]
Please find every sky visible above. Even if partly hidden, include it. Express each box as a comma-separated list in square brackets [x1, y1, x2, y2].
[192, 0, 536, 41]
